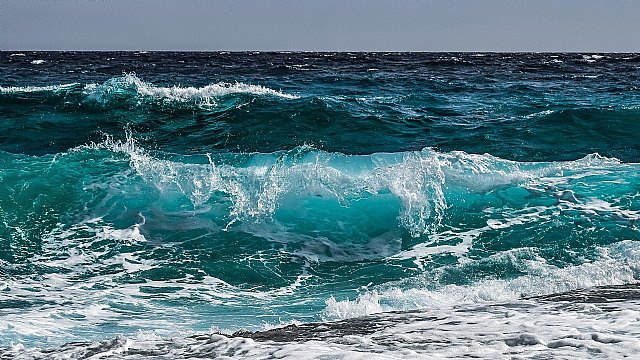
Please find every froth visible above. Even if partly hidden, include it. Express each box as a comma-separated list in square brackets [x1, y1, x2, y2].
[7, 297, 640, 359]
[0, 83, 77, 93]
[323, 240, 640, 320]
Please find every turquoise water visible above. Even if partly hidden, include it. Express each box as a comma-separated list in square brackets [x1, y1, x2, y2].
[1, 52, 639, 350]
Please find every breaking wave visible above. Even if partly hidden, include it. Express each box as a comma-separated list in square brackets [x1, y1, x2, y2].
[0, 73, 299, 108]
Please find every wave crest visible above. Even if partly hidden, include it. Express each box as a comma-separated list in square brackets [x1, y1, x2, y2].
[0, 74, 299, 110]
[78, 134, 632, 243]
[83, 74, 299, 107]
[0, 83, 78, 93]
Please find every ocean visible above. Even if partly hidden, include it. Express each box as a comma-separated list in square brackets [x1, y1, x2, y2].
[0, 52, 639, 359]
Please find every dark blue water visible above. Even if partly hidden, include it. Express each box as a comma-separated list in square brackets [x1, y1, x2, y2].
[1, 52, 639, 356]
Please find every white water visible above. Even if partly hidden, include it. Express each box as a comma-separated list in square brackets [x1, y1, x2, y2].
[5, 296, 640, 359]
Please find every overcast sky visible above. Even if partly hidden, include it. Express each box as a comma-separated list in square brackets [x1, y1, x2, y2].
[2, 0, 639, 51]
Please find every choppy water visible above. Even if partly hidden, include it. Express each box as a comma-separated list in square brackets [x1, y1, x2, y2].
[1, 52, 639, 359]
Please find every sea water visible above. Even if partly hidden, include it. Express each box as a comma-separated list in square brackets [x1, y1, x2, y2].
[1, 52, 639, 359]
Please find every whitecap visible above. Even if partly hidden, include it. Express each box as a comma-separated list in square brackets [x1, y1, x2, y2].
[0, 83, 77, 93]
[82, 73, 299, 106]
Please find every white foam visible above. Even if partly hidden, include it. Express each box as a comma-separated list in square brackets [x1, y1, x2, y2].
[323, 240, 640, 321]
[6, 298, 640, 359]
[0, 213, 315, 344]
[524, 109, 555, 119]
[0, 83, 77, 93]
[566, 197, 640, 221]
[30, 59, 45, 65]
[324, 291, 384, 319]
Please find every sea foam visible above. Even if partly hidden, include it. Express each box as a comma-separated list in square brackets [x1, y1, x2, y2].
[323, 240, 640, 320]
[0, 83, 78, 93]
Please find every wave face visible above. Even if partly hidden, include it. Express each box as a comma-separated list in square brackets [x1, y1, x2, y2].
[1, 52, 640, 358]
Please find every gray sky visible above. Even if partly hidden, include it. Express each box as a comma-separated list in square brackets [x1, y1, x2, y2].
[2, 0, 639, 51]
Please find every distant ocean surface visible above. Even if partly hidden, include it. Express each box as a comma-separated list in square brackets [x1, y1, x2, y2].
[1, 52, 639, 359]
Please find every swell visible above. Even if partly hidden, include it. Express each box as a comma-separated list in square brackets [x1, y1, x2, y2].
[2, 75, 640, 162]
